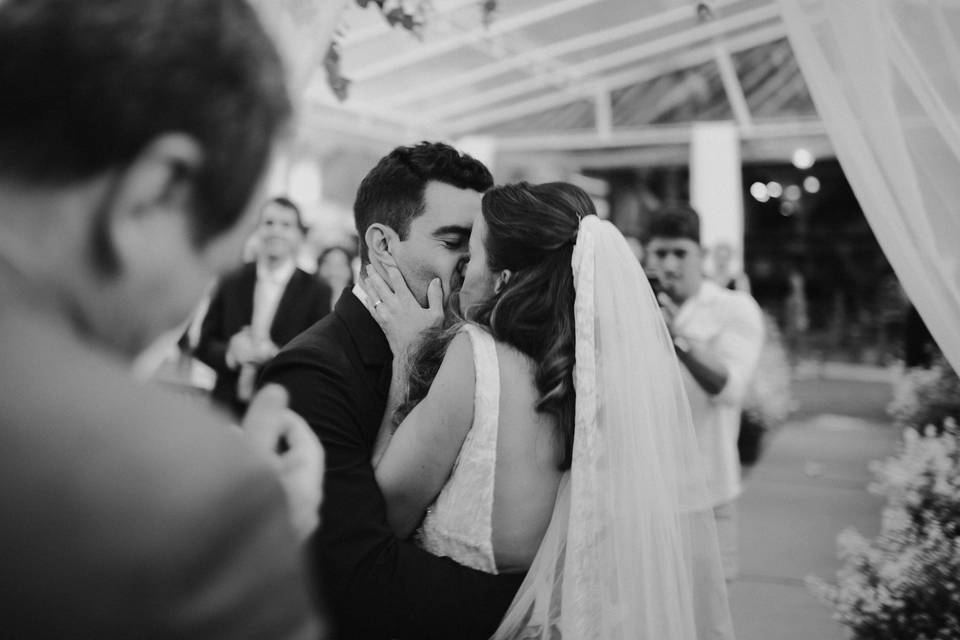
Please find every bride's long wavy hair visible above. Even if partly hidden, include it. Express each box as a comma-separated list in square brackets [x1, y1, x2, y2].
[399, 181, 590, 470]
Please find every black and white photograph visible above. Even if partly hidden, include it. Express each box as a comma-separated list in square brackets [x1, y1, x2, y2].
[2, 1, 959, 638]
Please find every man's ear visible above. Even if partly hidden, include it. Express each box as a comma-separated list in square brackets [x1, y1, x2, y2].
[493, 269, 513, 294]
[105, 133, 204, 273]
[365, 222, 400, 269]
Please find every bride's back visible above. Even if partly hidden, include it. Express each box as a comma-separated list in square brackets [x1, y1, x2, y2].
[490, 341, 563, 573]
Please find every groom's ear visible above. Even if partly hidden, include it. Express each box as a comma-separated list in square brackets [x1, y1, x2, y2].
[493, 269, 513, 294]
[365, 223, 399, 268]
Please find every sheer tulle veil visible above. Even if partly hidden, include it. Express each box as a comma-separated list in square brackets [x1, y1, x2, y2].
[492, 216, 735, 639]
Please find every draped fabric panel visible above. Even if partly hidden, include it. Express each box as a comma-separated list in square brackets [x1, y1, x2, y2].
[779, 0, 960, 371]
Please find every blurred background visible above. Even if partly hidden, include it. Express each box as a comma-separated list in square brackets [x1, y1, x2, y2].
[229, 0, 914, 369]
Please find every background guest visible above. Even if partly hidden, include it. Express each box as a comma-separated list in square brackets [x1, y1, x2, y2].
[316, 244, 356, 311]
[644, 204, 765, 581]
[195, 196, 332, 418]
[711, 240, 752, 293]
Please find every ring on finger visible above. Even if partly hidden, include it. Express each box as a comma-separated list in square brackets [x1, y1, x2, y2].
[373, 299, 383, 309]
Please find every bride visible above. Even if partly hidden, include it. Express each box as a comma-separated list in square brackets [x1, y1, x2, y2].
[363, 181, 734, 639]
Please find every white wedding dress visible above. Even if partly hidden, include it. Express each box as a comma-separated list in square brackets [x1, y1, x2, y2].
[416, 218, 734, 639]
[417, 323, 500, 574]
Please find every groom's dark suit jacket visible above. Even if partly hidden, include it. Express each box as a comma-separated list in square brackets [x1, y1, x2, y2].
[260, 291, 524, 640]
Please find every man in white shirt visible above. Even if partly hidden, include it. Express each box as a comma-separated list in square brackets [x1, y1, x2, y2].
[644, 204, 764, 580]
[196, 197, 332, 417]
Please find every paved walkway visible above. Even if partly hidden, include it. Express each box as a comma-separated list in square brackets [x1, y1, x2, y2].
[728, 375, 901, 640]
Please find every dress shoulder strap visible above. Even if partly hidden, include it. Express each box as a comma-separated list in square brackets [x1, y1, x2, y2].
[459, 323, 500, 441]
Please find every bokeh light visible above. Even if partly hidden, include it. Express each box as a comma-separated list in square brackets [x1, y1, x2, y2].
[792, 148, 815, 170]
[750, 181, 770, 202]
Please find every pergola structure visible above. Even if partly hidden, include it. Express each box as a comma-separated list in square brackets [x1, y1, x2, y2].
[300, 0, 830, 170]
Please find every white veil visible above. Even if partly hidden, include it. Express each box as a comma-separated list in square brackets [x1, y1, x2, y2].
[493, 216, 734, 640]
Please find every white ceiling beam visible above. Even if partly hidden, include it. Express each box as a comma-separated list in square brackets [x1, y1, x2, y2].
[713, 41, 754, 131]
[423, 3, 780, 122]
[304, 96, 447, 139]
[498, 131, 836, 170]
[380, 0, 753, 108]
[347, 0, 603, 82]
[490, 117, 826, 152]
[443, 20, 787, 134]
[300, 112, 413, 148]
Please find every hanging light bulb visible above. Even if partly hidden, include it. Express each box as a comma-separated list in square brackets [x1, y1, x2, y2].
[792, 148, 815, 170]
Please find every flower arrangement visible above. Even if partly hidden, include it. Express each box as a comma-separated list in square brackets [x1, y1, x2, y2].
[889, 355, 960, 433]
[809, 418, 960, 638]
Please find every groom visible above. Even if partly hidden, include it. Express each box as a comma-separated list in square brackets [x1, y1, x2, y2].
[261, 141, 524, 639]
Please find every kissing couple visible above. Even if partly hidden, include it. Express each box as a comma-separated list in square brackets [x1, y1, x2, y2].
[261, 142, 735, 640]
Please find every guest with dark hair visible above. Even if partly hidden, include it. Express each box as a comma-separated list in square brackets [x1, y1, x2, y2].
[316, 245, 356, 310]
[0, 1, 324, 637]
[644, 203, 764, 581]
[196, 196, 332, 417]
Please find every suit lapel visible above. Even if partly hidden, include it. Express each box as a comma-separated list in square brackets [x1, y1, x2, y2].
[236, 262, 257, 328]
[334, 291, 392, 401]
[270, 268, 304, 340]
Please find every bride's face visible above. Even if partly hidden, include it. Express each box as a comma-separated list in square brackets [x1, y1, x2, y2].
[458, 214, 498, 316]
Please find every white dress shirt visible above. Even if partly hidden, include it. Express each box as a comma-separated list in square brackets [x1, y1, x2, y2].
[251, 258, 296, 342]
[673, 280, 764, 506]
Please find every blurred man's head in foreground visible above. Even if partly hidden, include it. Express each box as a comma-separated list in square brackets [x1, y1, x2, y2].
[0, 0, 291, 354]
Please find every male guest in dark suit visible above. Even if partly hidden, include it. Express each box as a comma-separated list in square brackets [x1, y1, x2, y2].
[261, 142, 524, 640]
[197, 196, 332, 417]
[0, 1, 325, 637]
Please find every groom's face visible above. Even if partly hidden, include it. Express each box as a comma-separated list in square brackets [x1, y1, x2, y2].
[390, 181, 480, 306]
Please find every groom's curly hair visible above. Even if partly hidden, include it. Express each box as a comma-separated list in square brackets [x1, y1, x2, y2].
[399, 182, 585, 471]
[353, 141, 493, 264]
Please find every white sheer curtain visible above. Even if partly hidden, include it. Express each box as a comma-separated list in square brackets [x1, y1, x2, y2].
[778, 0, 960, 371]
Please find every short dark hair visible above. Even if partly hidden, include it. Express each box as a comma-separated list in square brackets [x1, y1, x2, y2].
[646, 203, 701, 244]
[0, 0, 291, 247]
[263, 196, 307, 234]
[353, 141, 493, 263]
